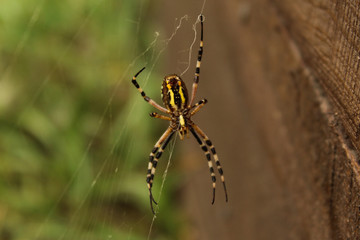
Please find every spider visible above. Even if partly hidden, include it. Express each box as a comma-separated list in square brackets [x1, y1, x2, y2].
[131, 15, 228, 214]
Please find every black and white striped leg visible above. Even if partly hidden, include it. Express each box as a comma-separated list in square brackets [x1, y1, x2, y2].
[190, 127, 216, 204]
[147, 128, 176, 214]
[132, 67, 169, 113]
[192, 124, 228, 202]
[146, 127, 173, 212]
[189, 15, 204, 107]
[190, 98, 207, 116]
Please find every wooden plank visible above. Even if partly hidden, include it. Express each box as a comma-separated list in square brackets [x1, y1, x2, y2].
[273, 0, 360, 153]
[218, 0, 360, 239]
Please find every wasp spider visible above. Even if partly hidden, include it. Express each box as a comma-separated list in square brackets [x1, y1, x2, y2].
[131, 15, 228, 214]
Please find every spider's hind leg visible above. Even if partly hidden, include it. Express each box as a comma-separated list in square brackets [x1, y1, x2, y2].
[188, 14, 205, 107]
[131, 67, 169, 113]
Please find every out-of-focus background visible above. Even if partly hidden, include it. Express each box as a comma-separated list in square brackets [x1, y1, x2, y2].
[1, 0, 360, 239]
[0, 0, 183, 239]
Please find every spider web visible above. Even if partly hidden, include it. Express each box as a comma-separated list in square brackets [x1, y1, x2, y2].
[0, 0, 206, 239]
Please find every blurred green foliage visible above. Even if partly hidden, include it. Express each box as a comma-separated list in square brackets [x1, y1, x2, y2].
[0, 0, 182, 239]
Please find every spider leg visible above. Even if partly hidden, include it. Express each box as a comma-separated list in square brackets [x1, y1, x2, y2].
[147, 127, 176, 214]
[190, 98, 207, 116]
[132, 67, 169, 113]
[189, 127, 216, 204]
[149, 112, 172, 121]
[146, 128, 173, 205]
[191, 124, 228, 202]
[188, 15, 204, 107]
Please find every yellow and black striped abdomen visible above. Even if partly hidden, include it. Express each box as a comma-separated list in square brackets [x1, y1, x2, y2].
[161, 74, 188, 112]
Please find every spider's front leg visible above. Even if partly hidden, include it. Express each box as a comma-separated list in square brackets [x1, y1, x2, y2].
[189, 127, 216, 204]
[190, 123, 228, 203]
[146, 127, 175, 214]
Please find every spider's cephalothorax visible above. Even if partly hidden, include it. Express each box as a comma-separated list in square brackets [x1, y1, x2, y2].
[162, 74, 190, 139]
[131, 14, 228, 214]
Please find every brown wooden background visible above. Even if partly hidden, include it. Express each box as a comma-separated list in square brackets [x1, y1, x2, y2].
[154, 0, 360, 239]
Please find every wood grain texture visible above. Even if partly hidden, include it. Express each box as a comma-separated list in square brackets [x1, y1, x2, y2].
[221, 0, 360, 238]
[273, 0, 360, 154]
